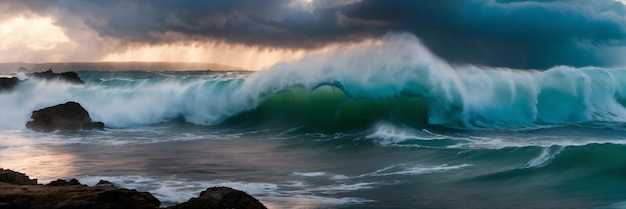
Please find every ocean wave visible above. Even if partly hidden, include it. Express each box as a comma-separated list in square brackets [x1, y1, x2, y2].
[2, 33, 626, 130]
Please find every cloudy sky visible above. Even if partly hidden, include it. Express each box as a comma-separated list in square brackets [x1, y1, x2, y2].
[1, 0, 626, 70]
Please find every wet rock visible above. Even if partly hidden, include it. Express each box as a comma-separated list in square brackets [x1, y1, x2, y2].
[0, 182, 161, 209]
[0, 170, 266, 209]
[0, 169, 37, 185]
[167, 186, 267, 209]
[47, 178, 83, 186]
[25, 101, 105, 132]
[29, 69, 84, 84]
[96, 180, 114, 187]
[0, 77, 21, 92]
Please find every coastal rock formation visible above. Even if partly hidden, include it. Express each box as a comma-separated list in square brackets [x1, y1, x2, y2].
[0, 70, 84, 92]
[0, 178, 161, 209]
[0, 169, 37, 185]
[0, 77, 21, 92]
[29, 69, 85, 84]
[25, 101, 105, 132]
[167, 187, 267, 209]
[0, 169, 267, 209]
[96, 180, 115, 187]
[46, 179, 83, 186]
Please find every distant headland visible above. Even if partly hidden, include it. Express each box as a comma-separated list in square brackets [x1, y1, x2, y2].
[0, 62, 246, 74]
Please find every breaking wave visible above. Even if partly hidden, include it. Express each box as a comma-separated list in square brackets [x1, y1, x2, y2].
[2, 33, 626, 131]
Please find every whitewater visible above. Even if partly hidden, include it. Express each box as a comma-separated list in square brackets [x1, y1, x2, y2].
[2, 34, 626, 208]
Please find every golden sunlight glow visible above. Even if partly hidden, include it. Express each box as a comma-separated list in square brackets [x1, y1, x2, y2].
[0, 134, 76, 181]
[0, 17, 70, 50]
[102, 38, 382, 71]
[0, 14, 380, 70]
[102, 43, 309, 70]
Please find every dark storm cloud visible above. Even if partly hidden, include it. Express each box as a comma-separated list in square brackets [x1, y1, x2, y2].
[344, 0, 626, 68]
[13, 0, 383, 48]
[8, 0, 626, 69]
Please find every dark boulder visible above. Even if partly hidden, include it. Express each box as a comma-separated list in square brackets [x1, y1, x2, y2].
[167, 187, 267, 209]
[0, 169, 37, 185]
[25, 101, 105, 132]
[29, 69, 85, 84]
[0, 77, 21, 92]
[47, 179, 83, 186]
[0, 170, 266, 209]
[96, 180, 115, 187]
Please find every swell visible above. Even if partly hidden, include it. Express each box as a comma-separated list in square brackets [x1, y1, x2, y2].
[472, 144, 626, 187]
[220, 85, 429, 131]
[2, 34, 626, 130]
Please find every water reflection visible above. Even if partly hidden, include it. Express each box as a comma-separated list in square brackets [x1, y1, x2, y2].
[0, 130, 76, 181]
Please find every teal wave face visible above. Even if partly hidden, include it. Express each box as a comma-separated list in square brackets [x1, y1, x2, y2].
[225, 65, 626, 131]
[221, 85, 429, 131]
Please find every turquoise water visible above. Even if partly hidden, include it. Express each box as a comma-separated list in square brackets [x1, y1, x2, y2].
[2, 38, 626, 208]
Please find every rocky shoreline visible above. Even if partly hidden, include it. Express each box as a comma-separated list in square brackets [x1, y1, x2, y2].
[0, 169, 267, 209]
[0, 70, 268, 208]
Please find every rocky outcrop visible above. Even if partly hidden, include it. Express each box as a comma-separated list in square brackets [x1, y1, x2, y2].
[0, 77, 21, 92]
[0, 169, 37, 185]
[46, 179, 83, 186]
[96, 180, 115, 187]
[0, 169, 267, 209]
[25, 101, 105, 132]
[29, 69, 85, 84]
[0, 181, 161, 209]
[167, 187, 267, 209]
[0, 69, 84, 92]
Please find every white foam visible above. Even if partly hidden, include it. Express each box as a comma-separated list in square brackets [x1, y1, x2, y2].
[357, 164, 472, 177]
[294, 163, 471, 183]
[293, 172, 328, 177]
[367, 124, 626, 150]
[0, 80, 76, 129]
[367, 123, 466, 149]
[76, 175, 376, 208]
[261, 196, 374, 209]
[525, 146, 564, 168]
[368, 123, 450, 146]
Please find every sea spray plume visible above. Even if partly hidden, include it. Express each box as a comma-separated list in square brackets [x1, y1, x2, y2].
[241, 33, 446, 99]
[240, 33, 626, 128]
[82, 73, 253, 127]
[0, 80, 75, 129]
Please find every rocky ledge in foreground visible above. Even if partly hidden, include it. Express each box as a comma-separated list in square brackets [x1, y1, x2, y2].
[0, 169, 268, 209]
[26, 101, 105, 132]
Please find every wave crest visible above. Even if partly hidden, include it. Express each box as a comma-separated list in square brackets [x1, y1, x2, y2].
[2, 33, 626, 130]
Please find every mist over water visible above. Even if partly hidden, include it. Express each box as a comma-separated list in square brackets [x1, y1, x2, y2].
[2, 34, 626, 208]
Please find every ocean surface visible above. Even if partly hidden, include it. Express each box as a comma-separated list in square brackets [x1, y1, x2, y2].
[3, 37, 626, 208]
